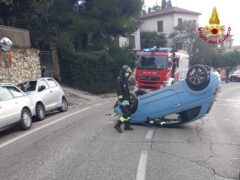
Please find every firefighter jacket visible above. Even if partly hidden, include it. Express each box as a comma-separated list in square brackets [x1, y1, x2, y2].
[116, 74, 130, 102]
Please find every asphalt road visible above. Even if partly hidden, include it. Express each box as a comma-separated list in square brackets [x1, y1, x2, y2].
[0, 82, 239, 180]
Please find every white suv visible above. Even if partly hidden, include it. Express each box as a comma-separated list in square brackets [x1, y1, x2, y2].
[18, 78, 68, 121]
[0, 83, 34, 130]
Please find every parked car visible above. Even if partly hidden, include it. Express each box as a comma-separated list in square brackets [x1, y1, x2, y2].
[229, 70, 240, 82]
[114, 65, 219, 126]
[0, 83, 33, 130]
[18, 78, 68, 121]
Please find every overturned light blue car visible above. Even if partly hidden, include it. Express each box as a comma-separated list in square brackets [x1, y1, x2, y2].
[114, 65, 219, 126]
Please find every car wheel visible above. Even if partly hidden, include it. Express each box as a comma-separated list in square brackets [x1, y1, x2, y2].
[186, 65, 210, 91]
[36, 104, 45, 121]
[135, 90, 147, 96]
[59, 97, 68, 112]
[19, 108, 32, 130]
[130, 93, 138, 114]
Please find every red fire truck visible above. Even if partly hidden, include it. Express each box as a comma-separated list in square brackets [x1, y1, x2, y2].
[135, 48, 189, 96]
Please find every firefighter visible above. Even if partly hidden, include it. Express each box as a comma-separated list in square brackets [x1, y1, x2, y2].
[114, 65, 134, 133]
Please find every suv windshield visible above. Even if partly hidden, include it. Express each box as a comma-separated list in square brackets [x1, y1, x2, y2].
[138, 56, 167, 70]
[18, 81, 37, 92]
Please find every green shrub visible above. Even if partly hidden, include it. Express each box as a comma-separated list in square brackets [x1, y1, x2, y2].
[58, 46, 136, 94]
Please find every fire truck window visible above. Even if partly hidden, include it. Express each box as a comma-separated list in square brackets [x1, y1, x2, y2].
[139, 56, 167, 70]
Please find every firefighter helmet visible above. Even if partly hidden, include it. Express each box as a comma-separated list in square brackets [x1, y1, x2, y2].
[121, 65, 132, 73]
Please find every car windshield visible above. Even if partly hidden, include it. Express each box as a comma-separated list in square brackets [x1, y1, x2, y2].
[138, 56, 167, 70]
[18, 81, 37, 92]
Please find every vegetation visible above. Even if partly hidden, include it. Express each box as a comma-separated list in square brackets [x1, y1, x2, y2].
[170, 21, 240, 68]
[140, 31, 167, 49]
[0, 0, 143, 94]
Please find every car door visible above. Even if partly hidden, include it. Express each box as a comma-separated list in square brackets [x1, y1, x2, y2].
[46, 78, 62, 109]
[0, 86, 17, 127]
[37, 79, 53, 110]
[6, 86, 27, 125]
[140, 88, 182, 119]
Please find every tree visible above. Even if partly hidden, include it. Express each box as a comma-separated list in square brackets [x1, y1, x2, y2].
[169, 20, 198, 54]
[151, 3, 161, 11]
[73, 0, 143, 49]
[141, 31, 167, 48]
[191, 39, 216, 66]
[0, 0, 54, 26]
[166, 0, 172, 8]
[161, 0, 167, 9]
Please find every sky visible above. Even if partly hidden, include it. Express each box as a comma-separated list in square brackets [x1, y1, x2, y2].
[144, 0, 240, 46]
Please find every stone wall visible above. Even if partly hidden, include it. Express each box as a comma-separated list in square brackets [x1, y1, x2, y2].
[0, 25, 31, 48]
[0, 48, 41, 85]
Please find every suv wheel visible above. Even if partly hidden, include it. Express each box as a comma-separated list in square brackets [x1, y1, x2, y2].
[36, 104, 45, 121]
[59, 98, 68, 112]
[19, 108, 32, 130]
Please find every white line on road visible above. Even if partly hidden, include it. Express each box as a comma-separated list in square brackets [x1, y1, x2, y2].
[136, 151, 148, 180]
[0, 104, 101, 149]
[145, 129, 154, 140]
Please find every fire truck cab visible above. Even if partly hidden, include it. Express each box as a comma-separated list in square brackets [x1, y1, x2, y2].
[135, 48, 189, 95]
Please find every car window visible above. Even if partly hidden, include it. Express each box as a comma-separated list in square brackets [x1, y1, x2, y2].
[7, 86, 24, 97]
[38, 80, 49, 90]
[47, 79, 58, 88]
[0, 86, 13, 101]
[18, 81, 37, 92]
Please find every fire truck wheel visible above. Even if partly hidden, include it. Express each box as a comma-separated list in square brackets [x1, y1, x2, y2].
[186, 65, 210, 91]
[130, 93, 138, 114]
[135, 90, 147, 96]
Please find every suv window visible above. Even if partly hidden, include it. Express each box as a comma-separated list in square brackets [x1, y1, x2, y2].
[38, 80, 49, 91]
[7, 86, 24, 97]
[47, 79, 58, 88]
[0, 86, 13, 101]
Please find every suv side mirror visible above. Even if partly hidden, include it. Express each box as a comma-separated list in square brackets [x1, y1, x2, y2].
[38, 85, 46, 92]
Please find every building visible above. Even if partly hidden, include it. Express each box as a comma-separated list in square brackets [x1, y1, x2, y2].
[140, 7, 201, 46]
[119, 28, 141, 51]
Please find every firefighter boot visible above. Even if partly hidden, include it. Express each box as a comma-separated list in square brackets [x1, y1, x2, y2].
[114, 120, 122, 133]
[124, 121, 134, 130]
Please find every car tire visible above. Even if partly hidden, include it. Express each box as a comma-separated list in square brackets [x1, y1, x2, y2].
[135, 90, 147, 96]
[59, 97, 68, 112]
[19, 108, 32, 130]
[130, 93, 138, 114]
[36, 104, 45, 121]
[186, 65, 210, 91]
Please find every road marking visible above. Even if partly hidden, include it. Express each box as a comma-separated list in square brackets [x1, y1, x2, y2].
[0, 104, 101, 149]
[136, 151, 148, 180]
[145, 129, 154, 140]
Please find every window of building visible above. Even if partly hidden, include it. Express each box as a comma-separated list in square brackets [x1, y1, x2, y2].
[178, 18, 183, 25]
[129, 36, 135, 48]
[157, 21, 163, 32]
